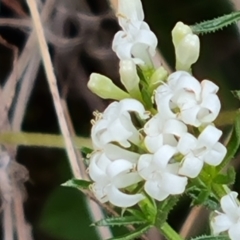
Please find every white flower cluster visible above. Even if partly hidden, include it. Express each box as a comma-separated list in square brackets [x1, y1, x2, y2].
[86, 0, 227, 208]
[211, 192, 240, 240]
[88, 70, 226, 207]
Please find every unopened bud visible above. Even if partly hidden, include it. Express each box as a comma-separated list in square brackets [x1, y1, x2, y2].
[88, 73, 130, 100]
[172, 22, 200, 71]
[150, 66, 168, 86]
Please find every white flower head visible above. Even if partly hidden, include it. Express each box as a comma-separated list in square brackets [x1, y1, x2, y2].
[211, 192, 240, 240]
[155, 71, 221, 127]
[89, 145, 144, 208]
[112, 0, 158, 65]
[177, 125, 226, 178]
[137, 146, 188, 201]
[144, 113, 187, 153]
[91, 99, 149, 149]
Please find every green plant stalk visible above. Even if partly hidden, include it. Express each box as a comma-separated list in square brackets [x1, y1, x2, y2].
[160, 222, 184, 240]
[0, 132, 92, 149]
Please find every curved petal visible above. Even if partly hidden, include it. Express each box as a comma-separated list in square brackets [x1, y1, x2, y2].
[88, 152, 110, 181]
[144, 135, 163, 153]
[204, 142, 226, 166]
[137, 154, 154, 179]
[161, 172, 188, 194]
[179, 155, 203, 178]
[197, 125, 222, 148]
[221, 192, 239, 220]
[104, 144, 140, 163]
[114, 172, 143, 188]
[144, 180, 169, 201]
[144, 114, 163, 136]
[177, 133, 197, 155]
[153, 145, 176, 169]
[201, 80, 219, 98]
[107, 185, 144, 207]
[211, 214, 234, 235]
[106, 159, 133, 178]
[163, 119, 188, 137]
[229, 222, 240, 240]
[119, 99, 148, 119]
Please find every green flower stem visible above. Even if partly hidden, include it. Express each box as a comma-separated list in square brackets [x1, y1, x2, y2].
[0, 132, 92, 149]
[159, 222, 184, 240]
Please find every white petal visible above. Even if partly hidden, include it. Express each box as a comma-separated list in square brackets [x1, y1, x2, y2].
[203, 142, 226, 166]
[211, 213, 234, 235]
[177, 133, 197, 155]
[201, 80, 219, 98]
[104, 144, 140, 163]
[179, 155, 203, 178]
[106, 160, 133, 178]
[161, 172, 188, 194]
[144, 180, 169, 201]
[163, 119, 188, 137]
[221, 192, 239, 220]
[92, 182, 109, 203]
[114, 172, 143, 188]
[88, 152, 110, 181]
[144, 114, 162, 136]
[119, 99, 148, 119]
[153, 145, 176, 169]
[107, 185, 144, 207]
[137, 154, 154, 179]
[229, 222, 240, 240]
[197, 125, 222, 148]
[144, 135, 163, 153]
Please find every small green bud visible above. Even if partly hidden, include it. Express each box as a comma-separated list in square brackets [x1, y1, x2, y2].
[88, 73, 130, 100]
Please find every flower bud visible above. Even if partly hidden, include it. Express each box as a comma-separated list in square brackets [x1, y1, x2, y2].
[150, 66, 168, 86]
[88, 73, 130, 100]
[172, 22, 200, 71]
[120, 60, 140, 92]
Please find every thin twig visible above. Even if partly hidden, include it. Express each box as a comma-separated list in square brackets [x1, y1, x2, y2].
[26, 0, 82, 179]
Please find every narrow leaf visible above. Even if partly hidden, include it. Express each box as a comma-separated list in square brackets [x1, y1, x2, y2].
[216, 112, 240, 171]
[61, 179, 92, 189]
[190, 234, 230, 240]
[108, 225, 152, 240]
[191, 11, 240, 35]
[93, 216, 147, 227]
[213, 167, 236, 185]
[81, 147, 93, 157]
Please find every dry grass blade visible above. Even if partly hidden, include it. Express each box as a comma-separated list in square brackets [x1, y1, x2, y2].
[26, 0, 82, 179]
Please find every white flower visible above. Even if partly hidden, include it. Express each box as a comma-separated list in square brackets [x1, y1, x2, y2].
[144, 113, 187, 153]
[177, 125, 226, 178]
[137, 145, 188, 201]
[211, 192, 240, 240]
[155, 71, 221, 127]
[91, 99, 149, 149]
[112, 0, 158, 65]
[89, 145, 144, 207]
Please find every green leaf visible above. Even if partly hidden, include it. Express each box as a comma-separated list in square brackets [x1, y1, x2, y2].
[61, 178, 92, 189]
[93, 216, 147, 227]
[191, 11, 240, 35]
[156, 196, 179, 226]
[216, 112, 240, 171]
[190, 234, 230, 240]
[107, 224, 152, 240]
[81, 147, 93, 157]
[213, 167, 236, 185]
